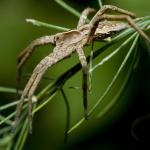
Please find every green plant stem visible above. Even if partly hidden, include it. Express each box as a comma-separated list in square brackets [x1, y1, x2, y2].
[90, 33, 137, 72]
[0, 101, 18, 111]
[0, 127, 12, 135]
[14, 103, 36, 150]
[0, 113, 15, 125]
[96, 36, 139, 118]
[26, 19, 70, 31]
[0, 115, 12, 125]
[33, 92, 57, 114]
[98, 0, 103, 8]
[14, 119, 28, 150]
[0, 87, 20, 94]
[55, 0, 81, 18]
[0, 104, 28, 125]
[60, 88, 70, 143]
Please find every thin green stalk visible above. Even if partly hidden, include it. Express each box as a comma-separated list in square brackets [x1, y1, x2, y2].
[26, 19, 69, 31]
[36, 83, 53, 100]
[134, 16, 150, 22]
[90, 33, 137, 72]
[98, 0, 103, 8]
[33, 92, 57, 114]
[14, 119, 28, 150]
[0, 117, 27, 149]
[0, 89, 35, 114]
[0, 127, 12, 135]
[97, 39, 139, 118]
[0, 115, 12, 125]
[0, 97, 36, 111]
[18, 128, 28, 150]
[14, 103, 36, 150]
[0, 134, 13, 147]
[133, 47, 140, 70]
[0, 101, 18, 111]
[60, 88, 70, 143]
[0, 112, 15, 125]
[0, 86, 20, 94]
[0, 104, 28, 125]
[55, 0, 81, 18]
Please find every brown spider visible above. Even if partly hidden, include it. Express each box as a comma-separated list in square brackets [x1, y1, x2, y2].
[13, 5, 150, 132]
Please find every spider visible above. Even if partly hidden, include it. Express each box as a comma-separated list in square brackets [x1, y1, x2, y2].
[13, 5, 150, 132]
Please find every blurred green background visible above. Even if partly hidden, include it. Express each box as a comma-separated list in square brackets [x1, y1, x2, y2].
[0, 0, 150, 149]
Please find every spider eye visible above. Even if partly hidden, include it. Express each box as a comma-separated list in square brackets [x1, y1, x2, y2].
[56, 37, 59, 40]
[54, 36, 60, 42]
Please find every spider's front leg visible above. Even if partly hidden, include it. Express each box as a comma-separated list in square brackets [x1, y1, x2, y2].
[87, 5, 150, 44]
[13, 46, 74, 132]
[76, 8, 96, 119]
[76, 47, 88, 119]
[17, 35, 55, 84]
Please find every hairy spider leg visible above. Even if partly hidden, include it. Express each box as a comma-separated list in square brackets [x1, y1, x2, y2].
[14, 45, 76, 132]
[87, 5, 150, 44]
[76, 47, 88, 119]
[76, 8, 96, 119]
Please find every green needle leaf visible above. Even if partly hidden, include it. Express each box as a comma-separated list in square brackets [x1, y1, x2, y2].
[26, 19, 70, 31]
[55, 0, 81, 18]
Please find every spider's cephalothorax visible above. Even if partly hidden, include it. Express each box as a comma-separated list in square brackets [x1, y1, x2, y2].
[14, 5, 150, 132]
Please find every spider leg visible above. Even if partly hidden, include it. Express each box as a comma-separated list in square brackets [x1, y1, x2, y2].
[76, 47, 88, 119]
[17, 35, 55, 84]
[77, 8, 95, 28]
[87, 5, 150, 44]
[76, 8, 96, 119]
[13, 46, 74, 132]
[90, 5, 136, 27]
[88, 14, 150, 44]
